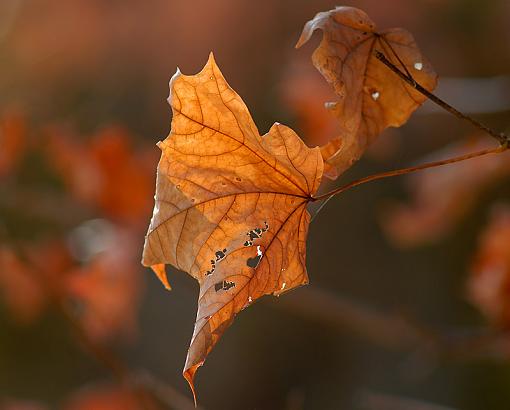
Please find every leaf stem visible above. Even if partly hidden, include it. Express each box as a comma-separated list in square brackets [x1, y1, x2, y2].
[312, 144, 506, 202]
[374, 50, 509, 146]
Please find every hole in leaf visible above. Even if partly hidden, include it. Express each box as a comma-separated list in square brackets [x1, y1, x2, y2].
[205, 248, 227, 275]
[246, 245, 263, 268]
[244, 222, 269, 247]
[215, 248, 227, 261]
[215, 280, 235, 292]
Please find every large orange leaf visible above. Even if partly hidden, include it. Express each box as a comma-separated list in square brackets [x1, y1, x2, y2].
[297, 6, 438, 179]
[142, 53, 323, 397]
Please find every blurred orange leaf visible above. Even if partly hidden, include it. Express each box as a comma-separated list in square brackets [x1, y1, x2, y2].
[297, 6, 437, 179]
[0, 240, 73, 324]
[65, 228, 142, 343]
[45, 126, 156, 224]
[0, 111, 27, 178]
[468, 205, 510, 327]
[0, 246, 47, 323]
[381, 136, 510, 247]
[63, 383, 155, 410]
[142, 54, 323, 398]
[280, 61, 340, 147]
[0, 230, 142, 343]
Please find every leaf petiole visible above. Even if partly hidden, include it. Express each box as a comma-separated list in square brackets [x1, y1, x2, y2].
[311, 144, 507, 202]
[311, 51, 510, 204]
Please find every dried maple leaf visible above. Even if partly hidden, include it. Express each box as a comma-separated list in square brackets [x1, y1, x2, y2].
[142, 53, 323, 397]
[297, 6, 438, 179]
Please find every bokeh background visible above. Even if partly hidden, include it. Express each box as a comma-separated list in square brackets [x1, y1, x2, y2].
[1, 0, 510, 409]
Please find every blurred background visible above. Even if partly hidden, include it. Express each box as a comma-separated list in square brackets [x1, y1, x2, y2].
[1, 0, 510, 409]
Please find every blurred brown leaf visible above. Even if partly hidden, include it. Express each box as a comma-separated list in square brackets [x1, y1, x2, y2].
[0, 110, 27, 178]
[468, 205, 510, 327]
[0, 246, 47, 323]
[142, 54, 323, 398]
[280, 60, 340, 147]
[0, 229, 142, 343]
[63, 383, 157, 410]
[65, 228, 142, 344]
[381, 136, 510, 247]
[0, 240, 74, 324]
[0, 398, 48, 410]
[297, 6, 437, 179]
[45, 125, 156, 225]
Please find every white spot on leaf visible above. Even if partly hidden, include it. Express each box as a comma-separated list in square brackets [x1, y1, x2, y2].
[371, 91, 380, 101]
[414, 62, 423, 70]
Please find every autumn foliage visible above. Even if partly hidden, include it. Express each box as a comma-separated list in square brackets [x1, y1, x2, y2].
[142, 54, 323, 393]
[2, 3, 510, 409]
[296, 7, 437, 179]
[140, 5, 509, 401]
[0, 121, 151, 342]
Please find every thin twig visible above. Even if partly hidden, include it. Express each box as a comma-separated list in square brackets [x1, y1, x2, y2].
[274, 287, 429, 351]
[274, 286, 510, 362]
[358, 390, 457, 410]
[312, 145, 505, 202]
[374, 50, 509, 146]
[133, 372, 203, 410]
[57, 300, 130, 382]
[8, 241, 132, 383]
[378, 36, 414, 81]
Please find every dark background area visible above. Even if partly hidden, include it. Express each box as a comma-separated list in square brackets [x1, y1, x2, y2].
[1, 0, 510, 409]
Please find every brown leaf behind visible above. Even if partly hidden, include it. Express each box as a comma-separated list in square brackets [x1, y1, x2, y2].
[381, 136, 510, 247]
[297, 6, 437, 179]
[0, 111, 27, 178]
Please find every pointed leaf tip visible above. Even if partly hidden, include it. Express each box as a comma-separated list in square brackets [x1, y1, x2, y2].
[150, 264, 171, 290]
[295, 20, 314, 49]
[203, 52, 218, 74]
[168, 67, 182, 105]
[184, 364, 201, 407]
